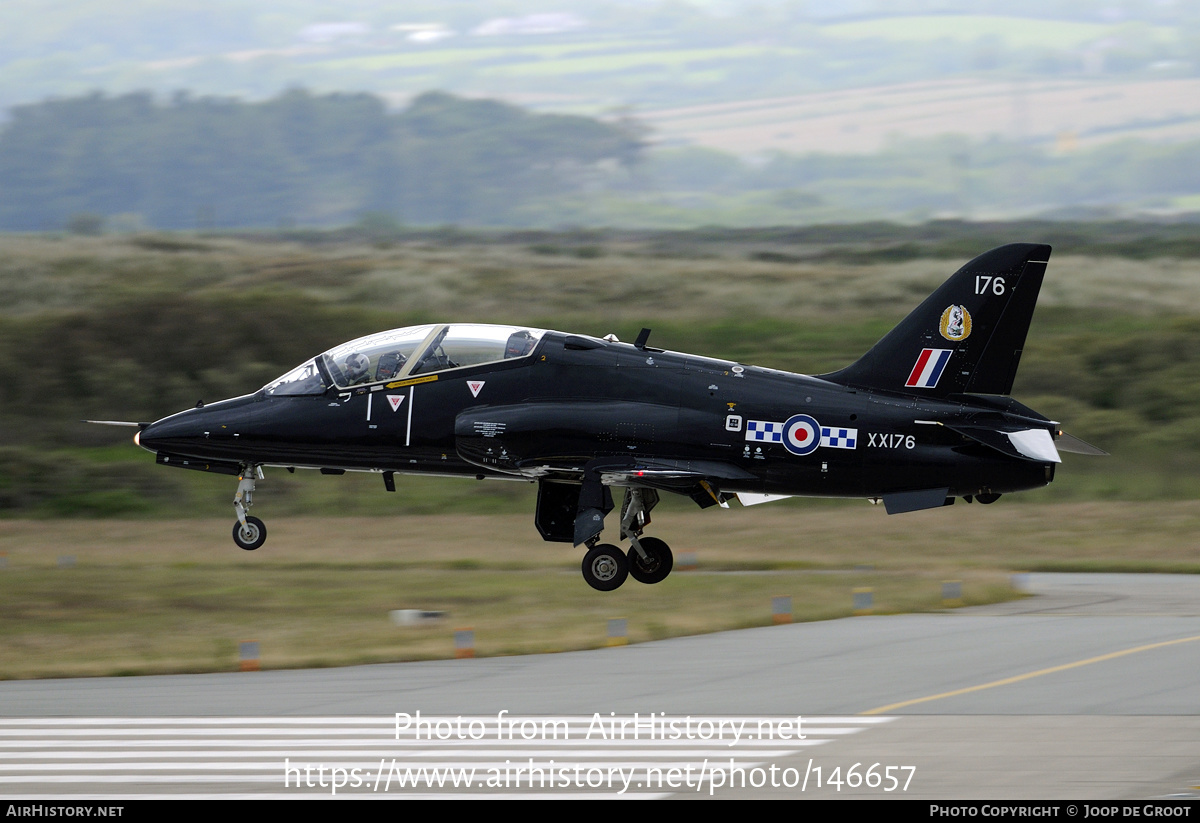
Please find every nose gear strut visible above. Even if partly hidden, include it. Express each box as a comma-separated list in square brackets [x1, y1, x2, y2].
[232, 465, 267, 551]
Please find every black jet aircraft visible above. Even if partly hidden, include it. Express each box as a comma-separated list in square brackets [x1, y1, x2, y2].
[114, 243, 1103, 591]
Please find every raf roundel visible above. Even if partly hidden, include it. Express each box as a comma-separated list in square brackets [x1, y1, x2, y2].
[782, 414, 821, 456]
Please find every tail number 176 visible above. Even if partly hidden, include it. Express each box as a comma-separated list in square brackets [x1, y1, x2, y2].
[975, 275, 1006, 295]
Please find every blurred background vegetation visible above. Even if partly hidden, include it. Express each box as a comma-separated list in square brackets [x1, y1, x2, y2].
[6, 89, 1200, 230]
[0, 223, 1195, 518]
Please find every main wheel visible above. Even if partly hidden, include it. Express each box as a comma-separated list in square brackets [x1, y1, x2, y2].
[581, 543, 628, 592]
[233, 516, 267, 551]
[628, 537, 673, 584]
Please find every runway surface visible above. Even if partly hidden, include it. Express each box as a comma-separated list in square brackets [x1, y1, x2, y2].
[2, 573, 1199, 799]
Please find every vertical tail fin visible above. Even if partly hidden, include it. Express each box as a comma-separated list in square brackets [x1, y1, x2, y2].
[820, 243, 1050, 396]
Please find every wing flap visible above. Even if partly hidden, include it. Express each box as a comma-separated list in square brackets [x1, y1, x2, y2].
[597, 458, 758, 488]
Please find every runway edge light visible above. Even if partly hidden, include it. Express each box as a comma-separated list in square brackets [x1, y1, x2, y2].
[239, 640, 260, 672]
[772, 595, 792, 624]
[455, 628, 475, 658]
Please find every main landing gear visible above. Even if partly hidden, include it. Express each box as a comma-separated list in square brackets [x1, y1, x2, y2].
[628, 536, 672, 585]
[232, 466, 267, 551]
[579, 488, 674, 592]
[581, 543, 627, 591]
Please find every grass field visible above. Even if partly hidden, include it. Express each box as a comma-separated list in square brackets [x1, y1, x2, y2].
[322, 44, 804, 78]
[642, 77, 1200, 155]
[820, 15, 1175, 49]
[2, 501, 1198, 679]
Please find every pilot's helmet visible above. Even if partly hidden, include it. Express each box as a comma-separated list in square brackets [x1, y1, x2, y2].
[505, 330, 535, 358]
[344, 352, 370, 383]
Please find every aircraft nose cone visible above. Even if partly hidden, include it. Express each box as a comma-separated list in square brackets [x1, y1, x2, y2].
[136, 396, 262, 462]
[136, 411, 204, 453]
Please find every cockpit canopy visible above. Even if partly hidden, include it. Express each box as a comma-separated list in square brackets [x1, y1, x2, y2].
[263, 323, 546, 396]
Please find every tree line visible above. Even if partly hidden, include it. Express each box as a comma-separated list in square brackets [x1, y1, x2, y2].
[0, 89, 642, 230]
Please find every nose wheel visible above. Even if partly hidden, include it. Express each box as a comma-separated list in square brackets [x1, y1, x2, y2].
[233, 516, 267, 551]
[231, 466, 267, 551]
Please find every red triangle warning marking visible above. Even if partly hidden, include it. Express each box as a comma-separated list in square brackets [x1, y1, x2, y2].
[467, 381, 485, 398]
[387, 395, 404, 412]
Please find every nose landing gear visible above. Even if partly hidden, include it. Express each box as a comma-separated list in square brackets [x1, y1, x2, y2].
[233, 516, 267, 551]
[232, 466, 266, 551]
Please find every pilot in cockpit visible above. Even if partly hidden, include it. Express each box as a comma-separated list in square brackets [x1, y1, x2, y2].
[344, 352, 371, 385]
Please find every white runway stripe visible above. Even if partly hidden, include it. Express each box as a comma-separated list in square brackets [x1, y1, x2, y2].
[0, 716, 893, 798]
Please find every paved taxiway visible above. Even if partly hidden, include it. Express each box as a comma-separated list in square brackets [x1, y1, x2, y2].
[2, 573, 1198, 798]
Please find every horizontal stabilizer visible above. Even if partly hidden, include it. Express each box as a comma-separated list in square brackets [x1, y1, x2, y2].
[883, 488, 951, 514]
[1007, 429, 1061, 463]
[1055, 431, 1109, 456]
[942, 423, 1061, 463]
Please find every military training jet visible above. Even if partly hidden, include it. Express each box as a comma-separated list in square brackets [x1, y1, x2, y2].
[104, 243, 1104, 591]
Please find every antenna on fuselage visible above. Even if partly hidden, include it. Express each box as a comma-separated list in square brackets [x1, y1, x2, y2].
[634, 328, 652, 350]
